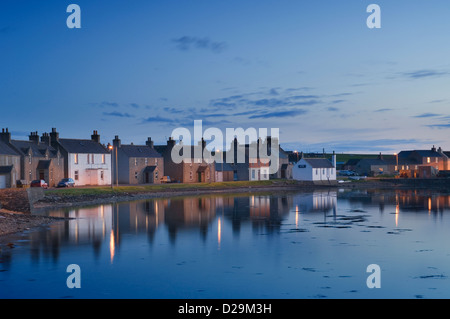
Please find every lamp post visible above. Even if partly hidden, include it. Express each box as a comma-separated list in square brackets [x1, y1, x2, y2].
[217, 149, 223, 182]
[108, 144, 118, 188]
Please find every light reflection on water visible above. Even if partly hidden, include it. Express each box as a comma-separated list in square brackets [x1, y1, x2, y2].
[1, 188, 450, 299]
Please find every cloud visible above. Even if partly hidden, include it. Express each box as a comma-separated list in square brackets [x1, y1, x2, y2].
[172, 36, 228, 53]
[426, 124, 450, 129]
[327, 107, 339, 112]
[103, 112, 134, 118]
[95, 101, 119, 108]
[142, 116, 175, 123]
[249, 109, 307, 119]
[413, 113, 442, 118]
[401, 69, 449, 79]
[374, 108, 392, 113]
[130, 103, 140, 109]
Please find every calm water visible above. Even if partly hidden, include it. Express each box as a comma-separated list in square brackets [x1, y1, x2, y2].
[1, 188, 450, 299]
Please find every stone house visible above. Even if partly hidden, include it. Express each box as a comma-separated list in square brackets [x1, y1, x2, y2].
[0, 129, 21, 189]
[154, 137, 215, 184]
[111, 136, 164, 185]
[49, 128, 112, 186]
[9, 132, 65, 187]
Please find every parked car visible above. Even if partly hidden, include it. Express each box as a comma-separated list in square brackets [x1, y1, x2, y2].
[160, 176, 171, 184]
[57, 178, 76, 188]
[30, 180, 48, 189]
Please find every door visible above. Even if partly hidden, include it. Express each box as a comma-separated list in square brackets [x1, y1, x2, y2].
[0, 175, 6, 189]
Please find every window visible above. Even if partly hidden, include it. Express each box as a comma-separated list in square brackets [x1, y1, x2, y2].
[28, 155, 32, 164]
[316, 169, 318, 175]
[74, 170, 79, 181]
[87, 154, 90, 164]
[92, 154, 94, 164]
[135, 171, 138, 179]
[436, 158, 438, 163]
[395, 165, 398, 171]
[189, 171, 193, 180]
[101, 171, 104, 180]
[323, 169, 325, 174]
[145, 158, 148, 165]
[102, 154, 105, 164]
[74, 154, 78, 164]
[135, 158, 137, 166]
[427, 157, 431, 163]
[155, 170, 158, 180]
[251, 169, 256, 180]
[155, 158, 158, 165]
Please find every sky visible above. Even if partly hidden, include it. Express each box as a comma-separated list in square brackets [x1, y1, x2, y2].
[1, 0, 450, 154]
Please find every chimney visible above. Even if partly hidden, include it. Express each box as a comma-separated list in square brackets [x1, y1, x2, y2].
[113, 135, 121, 148]
[50, 128, 59, 146]
[167, 137, 176, 148]
[0, 128, 11, 144]
[378, 152, 383, 160]
[41, 132, 51, 146]
[91, 130, 100, 143]
[438, 146, 443, 154]
[146, 137, 154, 148]
[332, 151, 336, 168]
[29, 131, 39, 144]
[432, 145, 436, 152]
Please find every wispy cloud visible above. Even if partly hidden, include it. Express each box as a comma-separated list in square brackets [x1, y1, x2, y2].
[95, 101, 119, 108]
[103, 111, 134, 118]
[374, 108, 392, 113]
[401, 69, 449, 79]
[413, 113, 442, 118]
[142, 116, 175, 123]
[172, 36, 228, 53]
[249, 109, 307, 119]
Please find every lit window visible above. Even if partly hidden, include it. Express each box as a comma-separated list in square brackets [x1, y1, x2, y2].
[74, 154, 78, 164]
[135, 158, 137, 166]
[102, 154, 105, 164]
[436, 158, 438, 163]
[427, 157, 431, 163]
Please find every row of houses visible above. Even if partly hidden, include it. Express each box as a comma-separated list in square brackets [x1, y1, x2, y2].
[1, 126, 448, 189]
[342, 146, 450, 178]
[0, 128, 292, 189]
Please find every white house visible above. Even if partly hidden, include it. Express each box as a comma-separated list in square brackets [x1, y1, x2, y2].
[292, 155, 336, 182]
[50, 129, 112, 186]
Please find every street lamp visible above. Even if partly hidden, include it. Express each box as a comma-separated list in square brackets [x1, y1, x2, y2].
[108, 144, 118, 188]
[217, 149, 223, 182]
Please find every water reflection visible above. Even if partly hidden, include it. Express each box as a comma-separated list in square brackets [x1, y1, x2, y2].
[22, 189, 449, 263]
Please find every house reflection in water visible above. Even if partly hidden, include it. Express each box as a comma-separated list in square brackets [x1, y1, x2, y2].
[19, 190, 450, 265]
[219, 195, 292, 236]
[292, 191, 337, 215]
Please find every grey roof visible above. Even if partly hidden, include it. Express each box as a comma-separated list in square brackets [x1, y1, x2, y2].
[304, 158, 334, 168]
[0, 141, 20, 156]
[11, 140, 58, 158]
[399, 150, 444, 158]
[143, 166, 157, 173]
[58, 138, 109, 154]
[119, 145, 163, 158]
[37, 160, 51, 170]
[0, 165, 13, 174]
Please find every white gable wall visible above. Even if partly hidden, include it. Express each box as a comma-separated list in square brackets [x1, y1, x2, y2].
[293, 159, 336, 182]
[67, 153, 112, 186]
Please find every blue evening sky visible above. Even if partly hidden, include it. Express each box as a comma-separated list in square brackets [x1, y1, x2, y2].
[1, 0, 450, 153]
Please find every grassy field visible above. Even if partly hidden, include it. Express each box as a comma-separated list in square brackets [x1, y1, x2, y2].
[46, 180, 297, 197]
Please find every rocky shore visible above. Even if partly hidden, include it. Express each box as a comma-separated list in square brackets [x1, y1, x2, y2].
[0, 209, 68, 237]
